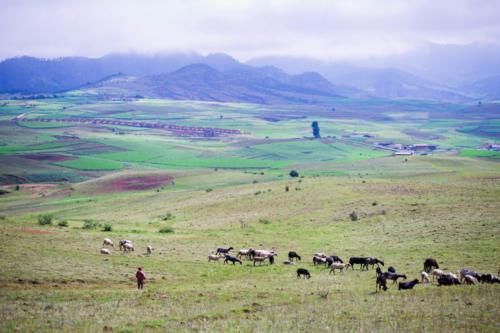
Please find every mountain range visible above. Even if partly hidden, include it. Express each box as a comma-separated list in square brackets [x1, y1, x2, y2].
[1, 45, 499, 103]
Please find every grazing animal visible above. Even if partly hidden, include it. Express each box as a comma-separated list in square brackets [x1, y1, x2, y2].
[146, 245, 153, 255]
[479, 274, 500, 284]
[216, 247, 234, 255]
[119, 240, 133, 251]
[464, 275, 478, 285]
[208, 254, 223, 262]
[236, 248, 254, 259]
[364, 257, 384, 270]
[313, 256, 327, 266]
[423, 258, 439, 273]
[349, 257, 384, 270]
[421, 271, 430, 284]
[445, 272, 458, 280]
[459, 268, 481, 282]
[437, 275, 461, 286]
[326, 256, 343, 266]
[376, 274, 388, 292]
[288, 251, 301, 262]
[431, 269, 445, 282]
[100, 248, 111, 255]
[122, 243, 134, 252]
[399, 279, 420, 290]
[224, 255, 242, 265]
[387, 266, 396, 273]
[349, 257, 368, 270]
[253, 249, 277, 259]
[314, 253, 327, 258]
[383, 272, 407, 284]
[297, 268, 311, 279]
[480, 274, 493, 283]
[329, 263, 351, 274]
[283, 260, 296, 265]
[253, 256, 269, 266]
[102, 238, 114, 248]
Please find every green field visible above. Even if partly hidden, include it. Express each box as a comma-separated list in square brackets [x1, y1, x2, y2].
[0, 96, 499, 332]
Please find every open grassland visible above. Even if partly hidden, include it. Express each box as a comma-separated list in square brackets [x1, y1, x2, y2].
[0, 156, 499, 332]
[0, 96, 499, 332]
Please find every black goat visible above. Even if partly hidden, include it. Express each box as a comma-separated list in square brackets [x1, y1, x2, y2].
[297, 268, 311, 279]
[399, 279, 419, 290]
[349, 257, 370, 270]
[363, 257, 384, 270]
[383, 272, 407, 284]
[224, 255, 242, 265]
[480, 274, 500, 284]
[216, 247, 234, 255]
[376, 274, 388, 292]
[387, 266, 396, 273]
[423, 258, 439, 273]
[326, 256, 343, 266]
[438, 275, 461, 286]
[288, 251, 301, 262]
[376, 267, 382, 277]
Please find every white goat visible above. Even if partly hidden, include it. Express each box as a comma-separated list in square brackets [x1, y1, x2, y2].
[464, 275, 478, 285]
[329, 263, 351, 274]
[100, 248, 111, 255]
[421, 271, 430, 284]
[208, 254, 223, 262]
[431, 269, 444, 282]
[123, 243, 134, 252]
[102, 238, 114, 248]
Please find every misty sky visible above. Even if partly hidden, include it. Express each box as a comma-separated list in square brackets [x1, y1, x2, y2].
[1, 0, 499, 61]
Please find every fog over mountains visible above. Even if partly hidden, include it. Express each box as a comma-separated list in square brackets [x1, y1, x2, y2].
[1, 43, 499, 102]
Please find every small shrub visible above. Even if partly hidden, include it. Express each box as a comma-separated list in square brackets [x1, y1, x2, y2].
[258, 218, 271, 225]
[349, 211, 358, 221]
[15, 185, 20, 191]
[82, 219, 98, 230]
[0, 215, 6, 220]
[254, 191, 262, 195]
[372, 201, 378, 206]
[38, 214, 53, 226]
[289, 170, 299, 177]
[159, 227, 174, 234]
[102, 224, 113, 232]
[206, 188, 213, 193]
[318, 290, 329, 299]
[162, 212, 175, 221]
[57, 220, 68, 227]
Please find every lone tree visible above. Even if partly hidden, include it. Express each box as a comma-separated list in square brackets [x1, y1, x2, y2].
[311, 121, 320, 138]
[289, 170, 299, 177]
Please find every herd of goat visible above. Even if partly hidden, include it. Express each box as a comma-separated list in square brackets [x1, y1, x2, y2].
[208, 247, 500, 292]
[100, 239, 499, 292]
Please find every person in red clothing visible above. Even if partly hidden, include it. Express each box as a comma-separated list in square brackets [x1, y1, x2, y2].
[135, 267, 146, 289]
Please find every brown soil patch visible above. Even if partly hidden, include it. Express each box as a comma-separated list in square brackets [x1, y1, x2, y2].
[96, 174, 174, 193]
[21, 153, 75, 162]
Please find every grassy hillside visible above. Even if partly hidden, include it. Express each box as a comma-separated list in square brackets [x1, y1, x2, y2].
[0, 156, 499, 332]
[0, 96, 499, 332]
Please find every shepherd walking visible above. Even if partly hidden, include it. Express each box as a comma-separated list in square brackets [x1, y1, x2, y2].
[135, 267, 146, 289]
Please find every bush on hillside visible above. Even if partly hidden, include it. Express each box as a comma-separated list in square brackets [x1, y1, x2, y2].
[38, 214, 53, 226]
[289, 170, 299, 177]
[82, 219, 98, 230]
[57, 220, 68, 227]
[159, 227, 174, 234]
[102, 224, 113, 232]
